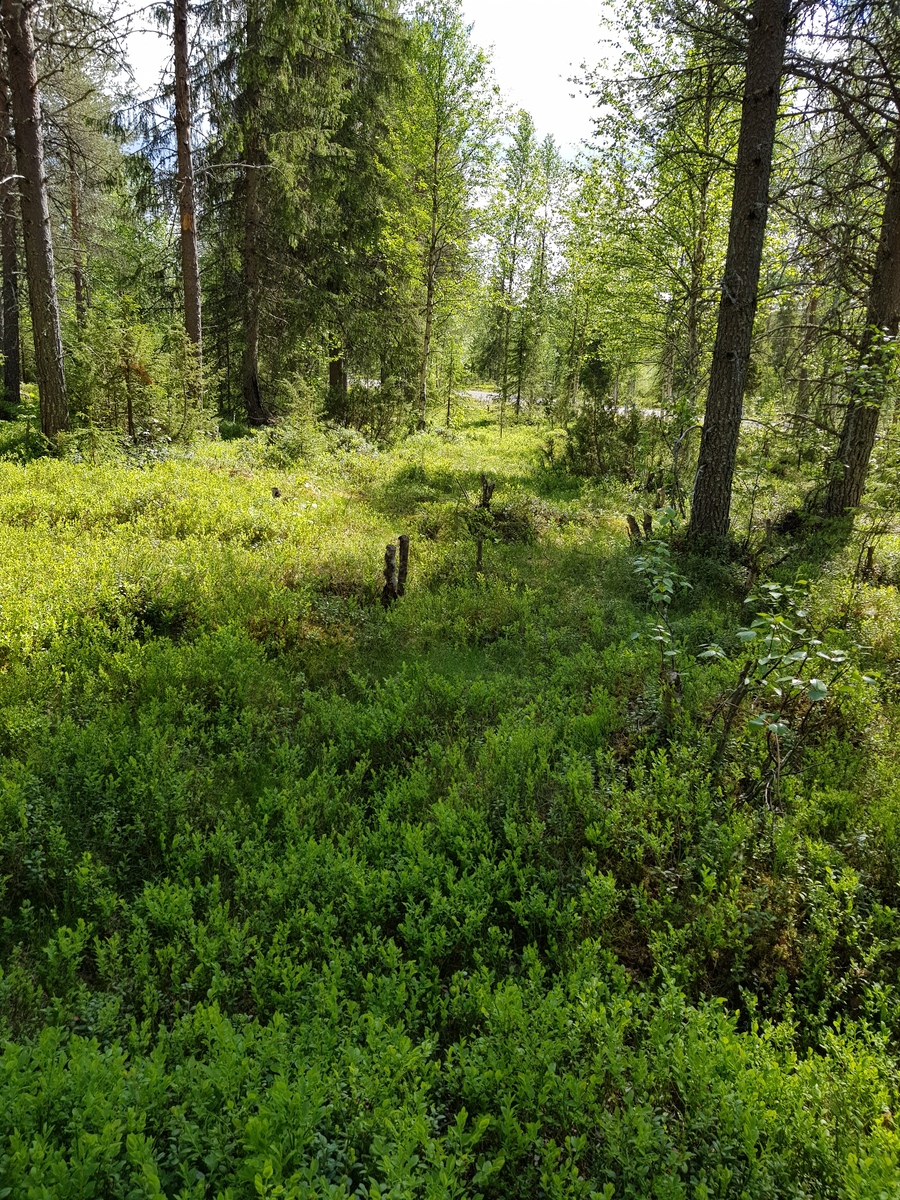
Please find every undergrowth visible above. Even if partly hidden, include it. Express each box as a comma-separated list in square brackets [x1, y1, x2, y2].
[1, 403, 900, 1197]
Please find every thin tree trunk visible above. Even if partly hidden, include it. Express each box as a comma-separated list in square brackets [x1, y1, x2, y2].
[822, 133, 900, 517]
[418, 126, 442, 431]
[241, 132, 267, 425]
[2, 0, 67, 438]
[418, 243, 436, 429]
[794, 293, 817, 418]
[687, 0, 789, 541]
[240, 0, 267, 426]
[686, 183, 709, 401]
[499, 303, 511, 437]
[0, 34, 18, 417]
[67, 141, 86, 327]
[685, 70, 714, 403]
[173, 0, 202, 358]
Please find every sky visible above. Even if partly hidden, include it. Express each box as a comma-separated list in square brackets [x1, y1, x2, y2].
[125, 0, 605, 154]
[461, 0, 603, 153]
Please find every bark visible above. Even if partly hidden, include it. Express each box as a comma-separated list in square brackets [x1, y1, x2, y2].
[822, 133, 900, 517]
[418, 244, 436, 429]
[397, 534, 409, 596]
[685, 70, 715, 400]
[67, 141, 85, 326]
[240, 0, 267, 427]
[241, 130, 268, 425]
[687, 0, 789, 540]
[381, 542, 398, 606]
[0, 35, 18, 416]
[2, 0, 67, 438]
[328, 342, 347, 419]
[173, 0, 202, 358]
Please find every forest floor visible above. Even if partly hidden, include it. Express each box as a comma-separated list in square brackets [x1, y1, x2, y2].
[2, 403, 900, 1197]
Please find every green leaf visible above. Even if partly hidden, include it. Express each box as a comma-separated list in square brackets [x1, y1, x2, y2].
[807, 679, 828, 702]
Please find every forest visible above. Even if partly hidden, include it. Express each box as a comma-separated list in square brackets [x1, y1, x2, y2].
[2, 0, 900, 1194]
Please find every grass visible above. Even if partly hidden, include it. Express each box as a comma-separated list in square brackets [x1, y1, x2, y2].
[1, 401, 900, 1198]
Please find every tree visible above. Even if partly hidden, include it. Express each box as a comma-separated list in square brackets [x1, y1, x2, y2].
[0, 28, 18, 417]
[2, 0, 67, 438]
[795, 0, 900, 518]
[404, 0, 495, 427]
[485, 109, 544, 430]
[173, 0, 202, 361]
[687, 0, 791, 540]
[578, 26, 738, 436]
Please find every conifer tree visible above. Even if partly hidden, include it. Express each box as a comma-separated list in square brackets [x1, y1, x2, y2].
[2, 0, 67, 438]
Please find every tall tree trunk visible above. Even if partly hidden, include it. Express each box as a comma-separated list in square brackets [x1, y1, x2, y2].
[67, 141, 86, 327]
[241, 130, 267, 425]
[685, 68, 715, 406]
[173, 0, 202, 357]
[240, 0, 267, 427]
[822, 134, 900, 518]
[687, 0, 789, 541]
[2, 0, 67, 438]
[418, 207, 438, 430]
[0, 33, 19, 417]
[418, 126, 444, 431]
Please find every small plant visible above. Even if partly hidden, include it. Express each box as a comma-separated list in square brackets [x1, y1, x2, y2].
[701, 580, 873, 795]
[632, 509, 690, 651]
[632, 507, 691, 727]
[460, 473, 497, 572]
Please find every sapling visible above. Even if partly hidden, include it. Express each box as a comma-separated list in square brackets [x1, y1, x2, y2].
[632, 507, 691, 728]
[700, 580, 873, 797]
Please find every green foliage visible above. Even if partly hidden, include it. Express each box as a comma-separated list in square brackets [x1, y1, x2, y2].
[2, 408, 900, 1195]
[68, 302, 212, 444]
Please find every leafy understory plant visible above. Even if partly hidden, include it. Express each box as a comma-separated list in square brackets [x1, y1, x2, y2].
[633, 508, 690, 656]
[632, 507, 691, 725]
[701, 580, 874, 794]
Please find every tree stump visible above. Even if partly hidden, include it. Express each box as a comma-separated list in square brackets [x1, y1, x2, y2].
[397, 534, 410, 596]
[475, 474, 496, 573]
[381, 543, 398, 607]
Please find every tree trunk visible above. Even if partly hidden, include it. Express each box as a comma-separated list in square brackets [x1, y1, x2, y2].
[173, 0, 202, 358]
[687, 0, 789, 541]
[418, 250, 435, 429]
[328, 344, 348, 419]
[0, 34, 18, 417]
[2, 0, 67, 438]
[794, 293, 817, 418]
[67, 141, 86, 327]
[685, 69, 714, 406]
[418, 130, 442, 430]
[241, 130, 267, 425]
[240, 0, 267, 427]
[822, 133, 900, 517]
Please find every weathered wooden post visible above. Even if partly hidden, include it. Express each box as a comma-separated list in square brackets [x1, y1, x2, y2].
[397, 534, 410, 596]
[475, 474, 496, 573]
[381, 542, 398, 607]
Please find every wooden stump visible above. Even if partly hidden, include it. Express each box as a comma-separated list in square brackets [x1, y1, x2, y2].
[397, 534, 410, 596]
[381, 543, 398, 607]
[476, 474, 495, 573]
